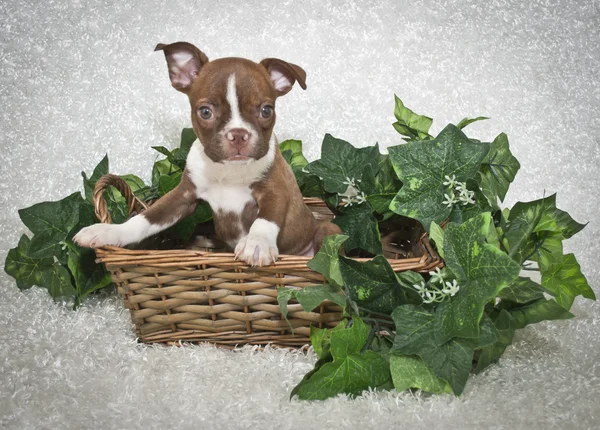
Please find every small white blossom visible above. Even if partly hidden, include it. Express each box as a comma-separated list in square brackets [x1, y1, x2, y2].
[429, 267, 444, 285]
[455, 181, 467, 193]
[458, 187, 476, 205]
[443, 174, 457, 188]
[413, 281, 426, 292]
[342, 177, 357, 187]
[424, 290, 435, 303]
[442, 193, 457, 208]
[355, 191, 367, 205]
[442, 279, 460, 297]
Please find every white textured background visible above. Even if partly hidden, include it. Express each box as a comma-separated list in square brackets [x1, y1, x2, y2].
[1, 0, 599, 428]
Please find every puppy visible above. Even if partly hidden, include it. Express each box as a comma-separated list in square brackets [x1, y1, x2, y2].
[74, 41, 341, 266]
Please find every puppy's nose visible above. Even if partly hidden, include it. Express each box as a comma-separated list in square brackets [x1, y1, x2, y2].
[226, 128, 251, 148]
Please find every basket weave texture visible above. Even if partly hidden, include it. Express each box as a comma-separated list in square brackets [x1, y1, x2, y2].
[93, 174, 443, 348]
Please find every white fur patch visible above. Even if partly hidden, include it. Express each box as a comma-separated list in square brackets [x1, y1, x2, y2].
[235, 218, 280, 266]
[186, 134, 276, 214]
[223, 74, 256, 143]
[73, 215, 176, 248]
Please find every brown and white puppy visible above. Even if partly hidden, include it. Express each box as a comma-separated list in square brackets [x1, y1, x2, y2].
[74, 41, 341, 266]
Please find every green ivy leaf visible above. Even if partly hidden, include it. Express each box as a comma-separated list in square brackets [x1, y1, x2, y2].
[19, 192, 84, 259]
[306, 134, 380, 194]
[390, 355, 452, 394]
[4, 235, 54, 290]
[435, 213, 520, 343]
[310, 320, 347, 359]
[279, 139, 324, 197]
[173, 128, 196, 169]
[307, 234, 348, 287]
[429, 221, 445, 258]
[366, 194, 396, 217]
[294, 318, 390, 400]
[506, 298, 574, 329]
[534, 207, 586, 239]
[388, 124, 490, 229]
[120, 174, 146, 194]
[456, 116, 489, 130]
[478, 133, 520, 207]
[152, 145, 176, 160]
[391, 305, 498, 395]
[332, 203, 382, 255]
[41, 264, 76, 298]
[82, 154, 109, 202]
[339, 255, 421, 315]
[294, 351, 390, 400]
[392, 95, 433, 141]
[503, 194, 565, 264]
[167, 203, 213, 241]
[68, 248, 113, 303]
[277, 284, 346, 322]
[152, 158, 181, 187]
[540, 253, 595, 310]
[279, 139, 309, 169]
[474, 309, 517, 373]
[374, 154, 402, 194]
[158, 171, 182, 196]
[497, 277, 546, 304]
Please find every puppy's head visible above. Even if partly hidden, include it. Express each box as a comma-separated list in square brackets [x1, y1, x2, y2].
[155, 42, 306, 164]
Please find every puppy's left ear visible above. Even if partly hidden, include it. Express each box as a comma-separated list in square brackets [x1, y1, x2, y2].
[260, 58, 307, 97]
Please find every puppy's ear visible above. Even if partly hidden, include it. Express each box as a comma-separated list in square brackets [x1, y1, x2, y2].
[260, 58, 307, 97]
[155, 42, 209, 94]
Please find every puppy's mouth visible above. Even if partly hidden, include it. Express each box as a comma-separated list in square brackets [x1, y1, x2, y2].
[222, 153, 254, 164]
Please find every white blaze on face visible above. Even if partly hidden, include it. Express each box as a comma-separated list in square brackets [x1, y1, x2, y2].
[224, 73, 255, 138]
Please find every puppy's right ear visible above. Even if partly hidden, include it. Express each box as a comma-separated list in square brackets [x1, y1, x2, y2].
[154, 42, 209, 94]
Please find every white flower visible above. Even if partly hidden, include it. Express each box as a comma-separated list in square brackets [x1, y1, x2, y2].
[355, 191, 367, 205]
[413, 281, 426, 292]
[429, 267, 444, 285]
[442, 279, 460, 296]
[458, 188, 476, 205]
[424, 290, 435, 303]
[455, 181, 466, 193]
[341, 198, 353, 207]
[442, 193, 457, 208]
[342, 177, 356, 187]
[443, 174, 457, 188]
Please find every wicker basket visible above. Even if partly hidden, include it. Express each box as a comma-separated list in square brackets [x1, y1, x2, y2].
[92, 174, 444, 348]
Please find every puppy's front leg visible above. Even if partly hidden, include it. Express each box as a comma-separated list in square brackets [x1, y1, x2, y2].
[74, 172, 198, 248]
[234, 217, 280, 267]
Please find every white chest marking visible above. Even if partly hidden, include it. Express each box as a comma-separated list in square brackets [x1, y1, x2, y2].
[185, 135, 276, 213]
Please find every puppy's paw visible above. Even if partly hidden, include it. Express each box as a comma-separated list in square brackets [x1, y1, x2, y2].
[73, 224, 124, 248]
[234, 234, 279, 267]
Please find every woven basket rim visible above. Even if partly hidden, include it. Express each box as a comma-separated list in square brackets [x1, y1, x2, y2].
[94, 233, 442, 272]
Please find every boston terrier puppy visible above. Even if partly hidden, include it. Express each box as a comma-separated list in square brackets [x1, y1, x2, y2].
[74, 41, 341, 266]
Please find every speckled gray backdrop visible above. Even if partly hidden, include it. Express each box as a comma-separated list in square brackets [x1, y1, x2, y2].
[1, 1, 599, 429]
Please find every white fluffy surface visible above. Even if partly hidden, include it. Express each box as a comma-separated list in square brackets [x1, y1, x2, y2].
[1, 0, 599, 428]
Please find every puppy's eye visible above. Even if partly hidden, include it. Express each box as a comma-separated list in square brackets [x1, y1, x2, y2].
[260, 105, 274, 119]
[198, 106, 213, 120]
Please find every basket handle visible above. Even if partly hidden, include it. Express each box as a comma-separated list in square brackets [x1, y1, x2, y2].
[92, 174, 149, 224]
